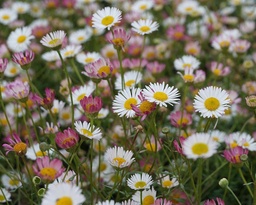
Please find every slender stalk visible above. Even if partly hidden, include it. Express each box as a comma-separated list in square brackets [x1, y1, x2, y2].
[70, 58, 84, 84]
[57, 50, 75, 128]
[227, 186, 242, 205]
[238, 168, 253, 197]
[196, 159, 203, 204]
[116, 49, 125, 90]
[253, 181, 256, 205]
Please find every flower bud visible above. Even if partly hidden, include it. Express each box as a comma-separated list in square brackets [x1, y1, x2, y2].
[219, 178, 229, 188]
[33, 176, 41, 185]
[38, 188, 45, 197]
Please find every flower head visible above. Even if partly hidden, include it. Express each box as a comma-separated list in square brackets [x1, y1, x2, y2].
[203, 197, 225, 205]
[142, 82, 180, 107]
[113, 87, 141, 118]
[193, 86, 231, 118]
[170, 111, 192, 128]
[80, 95, 102, 116]
[106, 27, 131, 51]
[131, 19, 159, 35]
[92, 7, 122, 30]
[41, 182, 85, 205]
[174, 55, 200, 71]
[127, 172, 153, 190]
[12, 50, 35, 70]
[132, 188, 157, 205]
[2, 133, 27, 156]
[82, 58, 113, 79]
[40, 30, 66, 49]
[0, 8, 17, 25]
[0, 188, 11, 203]
[223, 146, 248, 164]
[74, 120, 102, 141]
[5, 79, 30, 102]
[55, 128, 79, 150]
[104, 146, 135, 169]
[33, 156, 65, 183]
[0, 58, 8, 74]
[7, 27, 34, 52]
[182, 133, 219, 159]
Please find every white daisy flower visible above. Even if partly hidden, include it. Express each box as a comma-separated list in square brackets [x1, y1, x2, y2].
[0, 188, 11, 203]
[4, 62, 21, 77]
[1, 172, 22, 190]
[69, 28, 93, 45]
[92, 155, 113, 177]
[177, 0, 202, 16]
[174, 55, 200, 70]
[132, 188, 156, 205]
[127, 172, 153, 190]
[42, 51, 60, 62]
[101, 44, 117, 59]
[182, 133, 219, 159]
[58, 107, 82, 126]
[6, 103, 25, 118]
[120, 200, 139, 205]
[131, 0, 154, 13]
[40, 30, 66, 48]
[158, 174, 179, 189]
[7, 27, 34, 52]
[112, 87, 141, 118]
[104, 146, 135, 169]
[30, 2, 43, 17]
[74, 120, 102, 141]
[50, 99, 65, 114]
[54, 170, 78, 185]
[115, 71, 142, 90]
[92, 7, 122, 30]
[208, 130, 226, 144]
[131, 19, 159, 35]
[69, 84, 95, 105]
[25, 143, 48, 160]
[41, 182, 85, 205]
[0, 8, 17, 25]
[193, 86, 231, 118]
[60, 45, 82, 59]
[76, 52, 101, 65]
[142, 82, 180, 107]
[12, 2, 30, 14]
[227, 132, 256, 151]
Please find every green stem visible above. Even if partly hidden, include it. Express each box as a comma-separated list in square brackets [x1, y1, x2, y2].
[25, 70, 41, 97]
[227, 186, 242, 205]
[196, 159, 203, 204]
[253, 182, 256, 205]
[238, 168, 253, 198]
[70, 58, 84, 85]
[117, 49, 124, 90]
[57, 50, 75, 128]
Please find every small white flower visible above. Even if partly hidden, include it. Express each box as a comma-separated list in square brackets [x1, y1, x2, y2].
[40, 30, 66, 48]
[115, 71, 142, 90]
[74, 120, 102, 141]
[131, 19, 159, 35]
[127, 172, 153, 190]
[174, 55, 200, 70]
[0, 8, 17, 25]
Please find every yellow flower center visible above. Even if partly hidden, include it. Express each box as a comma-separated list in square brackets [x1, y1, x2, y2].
[85, 57, 94, 63]
[187, 48, 197, 55]
[98, 66, 110, 76]
[185, 105, 194, 113]
[2, 15, 10, 20]
[77, 93, 86, 101]
[145, 142, 156, 152]
[204, 97, 220, 111]
[174, 32, 184, 39]
[77, 36, 85, 41]
[106, 51, 115, 58]
[64, 51, 74, 57]
[110, 174, 121, 183]
[243, 142, 249, 147]
[62, 113, 70, 120]
[9, 179, 20, 186]
[17, 7, 24, 13]
[100, 163, 107, 171]
[162, 180, 173, 188]
[13, 142, 27, 154]
[139, 101, 154, 113]
[183, 74, 194, 82]
[62, 137, 75, 146]
[212, 137, 219, 142]
[36, 151, 47, 157]
[134, 181, 146, 189]
[177, 117, 189, 126]
[101, 16, 114, 26]
[183, 63, 192, 68]
[219, 41, 230, 48]
[125, 80, 135, 87]
[124, 98, 137, 110]
[213, 69, 221, 76]
[0, 118, 7, 126]
[17, 35, 27, 43]
[224, 108, 231, 115]
[52, 107, 58, 114]
[142, 195, 155, 205]
[113, 157, 126, 167]
[112, 38, 125, 46]
[56, 196, 73, 205]
[191, 143, 208, 155]
[140, 26, 150, 33]
[230, 141, 238, 148]
[40, 167, 57, 181]
[48, 38, 60, 46]
[185, 7, 193, 12]
[140, 4, 147, 10]
[153, 91, 168, 102]
[81, 129, 93, 137]
[0, 86, 5, 92]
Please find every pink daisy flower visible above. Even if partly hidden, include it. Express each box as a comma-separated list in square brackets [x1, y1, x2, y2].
[2, 132, 27, 156]
[55, 127, 79, 150]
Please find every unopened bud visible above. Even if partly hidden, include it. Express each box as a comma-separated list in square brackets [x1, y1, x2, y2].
[240, 154, 248, 162]
[162, 127, 170, 134]
[219, 178, 229, 188]
[33, 176, 41, 185]
[245, 95, 256, 108]
[38, 188, 45, 197]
